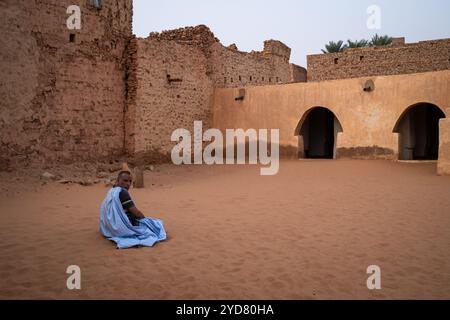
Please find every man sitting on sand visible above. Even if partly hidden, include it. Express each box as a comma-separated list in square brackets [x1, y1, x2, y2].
[100, 171, 167, 249]
[115, 170, 145, 226]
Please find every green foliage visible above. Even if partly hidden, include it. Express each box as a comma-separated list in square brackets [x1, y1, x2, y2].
[321, 40, 346, 53]
[346, 39, 369, 48]
[322, 35, 393, 54]
[370, 34, 393, 46]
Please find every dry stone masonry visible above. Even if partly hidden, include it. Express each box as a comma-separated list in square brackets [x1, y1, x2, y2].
[0, 0, 133, 169]
[125, 25, 305, 163]
[1, 1, 449, 175]
[308, 38, 450, 81]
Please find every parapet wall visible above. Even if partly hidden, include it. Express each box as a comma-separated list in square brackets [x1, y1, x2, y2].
[0, 0, 133, 170]
[263, 40, 291, 61]
[308, 38, 450, 81]
[146, 26, 304, 88]
[290, 64, 307, 83]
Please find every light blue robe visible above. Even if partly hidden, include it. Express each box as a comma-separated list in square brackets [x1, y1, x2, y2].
[100, 187, 167, 249]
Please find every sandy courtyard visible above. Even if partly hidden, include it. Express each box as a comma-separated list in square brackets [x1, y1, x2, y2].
[0, 160, 449, 300]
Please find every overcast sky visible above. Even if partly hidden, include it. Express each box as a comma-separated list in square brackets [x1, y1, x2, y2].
[133, 0, 450, 66]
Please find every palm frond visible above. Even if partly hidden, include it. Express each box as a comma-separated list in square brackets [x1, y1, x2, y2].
[346, 39, 369, 48]
[322, 40, 346, 53]
[370, 34, 393, 46]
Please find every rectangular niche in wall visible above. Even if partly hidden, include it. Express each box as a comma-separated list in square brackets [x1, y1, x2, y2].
[235, 88, 246, 101]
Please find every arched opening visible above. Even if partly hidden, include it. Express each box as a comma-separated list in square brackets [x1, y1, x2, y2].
[393, 103, 446, 160]
[295, 107, 343, 159]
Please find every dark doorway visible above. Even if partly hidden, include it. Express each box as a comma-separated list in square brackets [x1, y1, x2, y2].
[298, 107, 342, 159]
[394, 103, 445, 160]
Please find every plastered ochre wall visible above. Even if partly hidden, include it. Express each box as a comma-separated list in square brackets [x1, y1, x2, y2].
[213, 70, 450, 161]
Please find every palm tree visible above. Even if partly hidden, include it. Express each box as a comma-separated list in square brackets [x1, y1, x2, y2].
[321, 40, 346, 53]
[370, 34, 393, 46]
[346, 39, 369, 48]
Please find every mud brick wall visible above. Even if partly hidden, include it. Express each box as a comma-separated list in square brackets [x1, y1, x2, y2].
[127, 26, 303, 162]
[210, 39, 303, 88]
[290, 64, 307, 83]
[0, 0, 132, 169]
[210, 41, 280, 88]
[307, 38, 450, 81]
[126, 35, 214, 163]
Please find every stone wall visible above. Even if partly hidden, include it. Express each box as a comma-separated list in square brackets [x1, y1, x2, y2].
[438, 119, 450, 175]
[213, 70, 450, 172]
[209, 39, 299, 88]
[126, 35, 214, 163]
[290, 64, 307, 83]
[308, 38, 450, 81]
[0, 0, 133, 170]
[126, 25, 303, 162]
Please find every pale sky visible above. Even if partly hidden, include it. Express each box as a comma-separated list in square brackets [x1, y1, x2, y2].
[133, 0, 450, 66]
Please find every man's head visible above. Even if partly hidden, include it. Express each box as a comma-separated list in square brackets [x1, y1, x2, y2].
[117, 171, 132, 190]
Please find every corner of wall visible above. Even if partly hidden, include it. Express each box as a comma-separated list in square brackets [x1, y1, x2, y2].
[437, 118, 450, 175]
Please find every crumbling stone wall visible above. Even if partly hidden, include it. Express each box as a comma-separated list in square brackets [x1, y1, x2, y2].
[144, 25, 304, 88]
[213, 69, 450, 167]
[290, 64, 307, 83]
[209, 39, 300, 88]
[0, 0, 132, 170]
[127, 25, 303, 162]
[308, 38, 450, 81]
[126, 34, 214, 163]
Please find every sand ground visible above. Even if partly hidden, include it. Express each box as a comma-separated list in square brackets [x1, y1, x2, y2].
[0, 160, 449, 300]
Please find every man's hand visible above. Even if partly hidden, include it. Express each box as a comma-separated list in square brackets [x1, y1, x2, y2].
[128, 206, 146, 220]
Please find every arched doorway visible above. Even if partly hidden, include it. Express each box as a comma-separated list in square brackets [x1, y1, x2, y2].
[295, 107, 343, 159]
[393, 103, 446, 160]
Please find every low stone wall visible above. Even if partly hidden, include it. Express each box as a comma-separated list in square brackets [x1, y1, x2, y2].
[308, 38, 450, 82]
